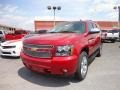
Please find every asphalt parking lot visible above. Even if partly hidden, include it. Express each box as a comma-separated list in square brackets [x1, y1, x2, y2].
[0, 42, 120, 90]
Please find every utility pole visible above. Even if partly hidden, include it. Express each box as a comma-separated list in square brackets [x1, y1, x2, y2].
[47, 6, 61, 27]
[114, 6, 120, 28]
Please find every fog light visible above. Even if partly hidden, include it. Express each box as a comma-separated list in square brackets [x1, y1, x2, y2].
[62, 69, 68, 73]
[13, 51, 16, 54]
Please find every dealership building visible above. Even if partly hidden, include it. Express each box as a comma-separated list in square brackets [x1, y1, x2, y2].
[0, 24, 25, 34]
[0, 24, 17, 34]
[34, 21, 119, 31]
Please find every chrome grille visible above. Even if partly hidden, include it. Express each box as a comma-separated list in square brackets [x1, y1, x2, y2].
[23, 43, 53, 58]
[23, 43, 54, 48]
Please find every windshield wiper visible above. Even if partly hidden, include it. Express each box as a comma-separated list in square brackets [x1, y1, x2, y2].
[58, 30, 76, 33]
[48, 30, 77, 33]
[48, 31, 58, 33]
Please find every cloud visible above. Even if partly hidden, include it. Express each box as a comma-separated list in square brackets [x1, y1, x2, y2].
[88, 0, 119, 21]
[0, 4, 20, 15]
[3, 4, 18, 13]
[89, 0, 115, 13]
[0, 4, 34, 30]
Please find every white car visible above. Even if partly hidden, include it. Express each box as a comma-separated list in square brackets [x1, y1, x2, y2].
[0, 39, 22, 57]
[102, 29, 120, 42]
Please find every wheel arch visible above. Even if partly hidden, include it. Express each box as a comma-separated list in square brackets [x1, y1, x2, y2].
[80, 47, 89, 56]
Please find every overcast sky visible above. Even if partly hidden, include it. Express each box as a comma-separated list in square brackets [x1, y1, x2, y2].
[0, 0, 120, 30]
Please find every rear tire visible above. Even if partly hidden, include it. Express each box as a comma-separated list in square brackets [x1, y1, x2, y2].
[75, 52, 88, 81]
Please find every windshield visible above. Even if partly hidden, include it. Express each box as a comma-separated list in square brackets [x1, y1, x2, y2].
[48, 21, 86, 33]
[108, 30, 119, 33]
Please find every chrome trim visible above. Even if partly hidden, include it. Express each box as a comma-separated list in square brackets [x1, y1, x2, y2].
[23, 43, 54, 49]
[23, 43, 53, 58]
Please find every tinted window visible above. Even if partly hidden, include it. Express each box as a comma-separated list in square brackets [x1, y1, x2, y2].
[102, 30, 107, 32]
[14, 30, 27, 34]
[116, 29, 120, 32]
[113, 30, 119, 33]
[108, 30, 119, 33]
[48, 22, 86, 33]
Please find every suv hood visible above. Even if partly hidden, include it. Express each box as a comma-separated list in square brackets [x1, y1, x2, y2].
[24, 33, 81, 45]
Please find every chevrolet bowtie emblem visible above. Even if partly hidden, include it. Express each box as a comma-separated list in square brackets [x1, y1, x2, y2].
[31, 48, 38, 51]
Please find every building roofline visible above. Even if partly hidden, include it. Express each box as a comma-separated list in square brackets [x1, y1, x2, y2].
[34, 20, 118, 23]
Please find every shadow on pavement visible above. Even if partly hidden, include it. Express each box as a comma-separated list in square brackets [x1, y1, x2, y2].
[18, 67, 80, 87]
[102, 41, 115, 43]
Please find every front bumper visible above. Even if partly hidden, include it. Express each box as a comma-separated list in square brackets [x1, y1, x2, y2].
[21, 52, 78, 76]
[0, 47, 21, 57]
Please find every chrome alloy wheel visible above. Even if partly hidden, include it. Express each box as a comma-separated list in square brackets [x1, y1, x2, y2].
[81, 56, 88, 78]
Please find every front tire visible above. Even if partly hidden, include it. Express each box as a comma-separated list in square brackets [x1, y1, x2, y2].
[75, 52, 88, 81]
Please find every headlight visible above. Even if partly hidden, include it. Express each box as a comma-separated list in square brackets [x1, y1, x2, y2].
[56, 45, 73, 56]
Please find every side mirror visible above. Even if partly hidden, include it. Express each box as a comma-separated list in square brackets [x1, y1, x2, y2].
[89, 28, 100, 34]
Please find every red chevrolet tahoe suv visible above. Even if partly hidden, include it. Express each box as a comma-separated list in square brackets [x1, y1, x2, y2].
[21, 21, 102, 81]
